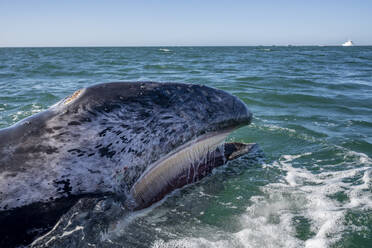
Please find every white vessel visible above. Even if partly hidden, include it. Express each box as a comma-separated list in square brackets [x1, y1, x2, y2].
[342, 40, 354, 46]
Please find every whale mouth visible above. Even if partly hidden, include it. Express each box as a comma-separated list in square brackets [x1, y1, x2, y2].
[130, 128, 236, 209]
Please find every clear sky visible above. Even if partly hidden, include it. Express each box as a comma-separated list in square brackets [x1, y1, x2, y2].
[1, 0, 371, 47]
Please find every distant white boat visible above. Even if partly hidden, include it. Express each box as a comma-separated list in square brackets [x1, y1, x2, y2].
[342, 40, 354, 46]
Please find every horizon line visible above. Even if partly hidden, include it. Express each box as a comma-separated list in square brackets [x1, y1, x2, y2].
[1, 44, 371, 48]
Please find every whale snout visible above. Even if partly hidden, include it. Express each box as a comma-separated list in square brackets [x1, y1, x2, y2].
[218, 92, 252, 130]
[190, 85, 252, 133]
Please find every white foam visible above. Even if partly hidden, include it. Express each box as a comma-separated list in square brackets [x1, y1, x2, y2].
[274, 152, 371, 248]
[234, 195, 302, 248]
[346, 150, 372, 165]
[9, 104, 44, 122]
[263, 124, 296, 133]
[150, 150, 371, 248]
[152, 238, 231, 248]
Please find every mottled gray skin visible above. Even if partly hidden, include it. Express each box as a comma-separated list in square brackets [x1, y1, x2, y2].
[0, 82, 251, 212]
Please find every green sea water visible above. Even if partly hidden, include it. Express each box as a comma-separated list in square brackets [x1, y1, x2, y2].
[0, 46, 371, 247]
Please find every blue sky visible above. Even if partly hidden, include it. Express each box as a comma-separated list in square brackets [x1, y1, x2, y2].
[1, 0, 371, 47]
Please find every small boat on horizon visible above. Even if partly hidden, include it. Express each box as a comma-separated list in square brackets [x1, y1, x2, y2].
[342, 40, 354, 46]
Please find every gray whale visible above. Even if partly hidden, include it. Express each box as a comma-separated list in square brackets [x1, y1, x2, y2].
[0, 82, 253, 246]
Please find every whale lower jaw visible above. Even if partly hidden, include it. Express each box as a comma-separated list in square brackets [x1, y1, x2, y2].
[130, 129, 234, 209]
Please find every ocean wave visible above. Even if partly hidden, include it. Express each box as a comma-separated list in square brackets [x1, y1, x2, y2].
[9, 103, 44, 122]
[235, 76, 263, 82]
[158, 48, 171, 52]
[143, 64, 187, 71]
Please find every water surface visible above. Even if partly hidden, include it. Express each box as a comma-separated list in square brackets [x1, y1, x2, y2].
[0, 46, 371, 247]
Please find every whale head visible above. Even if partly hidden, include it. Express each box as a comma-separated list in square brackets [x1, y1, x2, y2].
[0, 82, 252, 211]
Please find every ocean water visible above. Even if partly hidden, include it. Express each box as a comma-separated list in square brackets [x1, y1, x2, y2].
[0, 46, 371, 247]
